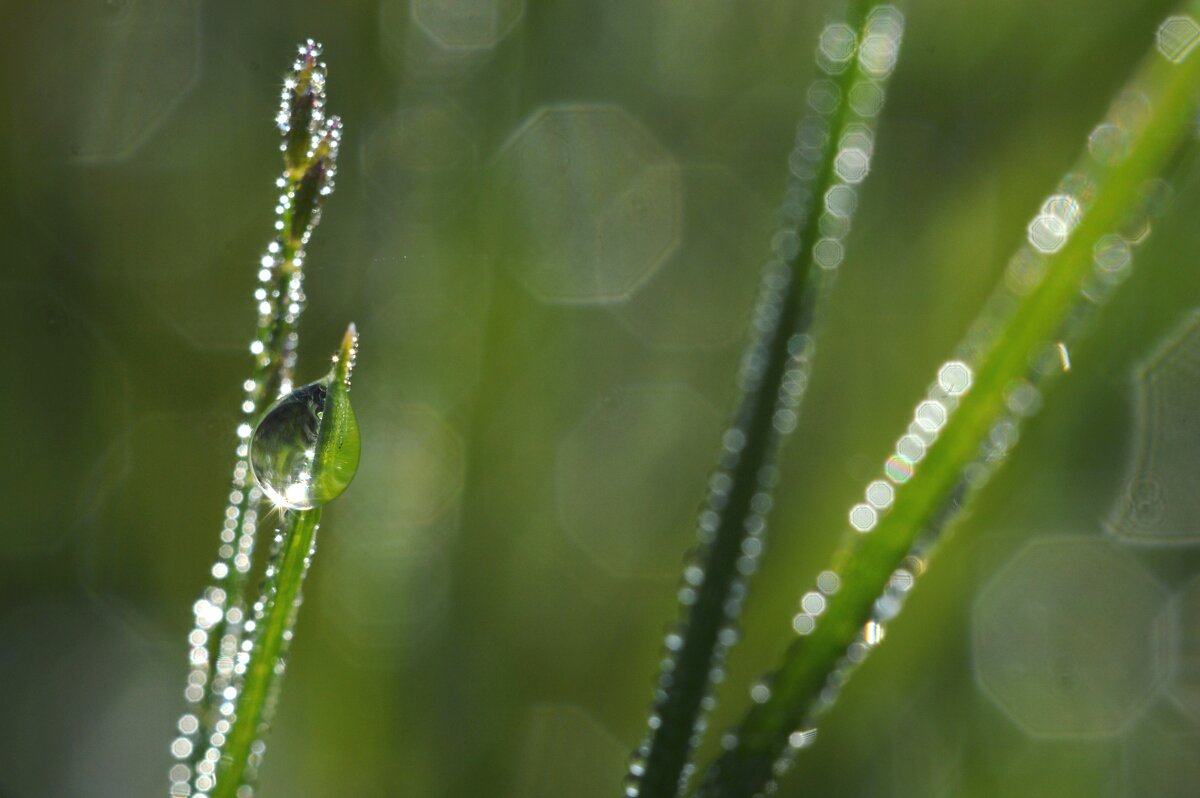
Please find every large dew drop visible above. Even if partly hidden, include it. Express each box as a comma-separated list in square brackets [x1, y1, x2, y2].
[250, 377, 360, 510]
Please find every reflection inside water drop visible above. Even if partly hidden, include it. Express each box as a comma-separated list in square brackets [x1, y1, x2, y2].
[249, 378, 360, 510]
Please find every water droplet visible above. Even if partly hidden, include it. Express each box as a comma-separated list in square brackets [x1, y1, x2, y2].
[250, 378, 360, 510]
[1157, 15, 1200, 63]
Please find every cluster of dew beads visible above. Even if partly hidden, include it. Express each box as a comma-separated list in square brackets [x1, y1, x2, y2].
[626, 8, 905, 798]
[173, 39, 344, 798]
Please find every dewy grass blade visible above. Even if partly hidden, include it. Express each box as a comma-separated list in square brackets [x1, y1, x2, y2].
[211, 327, 360, 798]
[695, 9, 1200, 798]
[169, 39, 347, 798]
[626, 5, 904, 797]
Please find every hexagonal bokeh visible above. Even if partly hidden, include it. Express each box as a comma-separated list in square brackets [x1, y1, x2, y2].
[1109, 310, 1200, 542]
[511, 704, 626, 798]
[411, 0, 525, 50]
[492, 104, 682, 304]
[1166, 572, 1200, 718]
[3, 284, 130, 559]
[26, 0, 201, 160]
[613, 166, 771, 349]
[360, 97, 477, 221]
[556, 384, 720, 577]
[972, 537, 1166, 738]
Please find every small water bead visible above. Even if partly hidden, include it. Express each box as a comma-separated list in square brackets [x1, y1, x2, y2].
[914, 399, 947, 432]
[1157, 15, 1200, 63]
[847, 83, 882, 120]
[818, 212, 851, 240]
[896, 433, 926, 463]
[884, 454, 914, 483]
[834, 147, 870, 183]
[937, 361, 972, 395]
[824, 185, 857, 218]
[807, 79, 841, 114]
[858, 29, 901, 78]
[817, 23, 858, 73]
[789, 728, 818, 749]
[849, 503, 877, 532]
[1087, 123, 1131, 167]
[800, 591, 826, 615]
[249, 377, 360, 510]
[1005, 380, 1042, 417]
[865, 479, 894, 509]
[1093, 233, 1132, 279]
[813, 238, 844, 269]
[816, 570, 840, 594]
[750, 681, 772, 704]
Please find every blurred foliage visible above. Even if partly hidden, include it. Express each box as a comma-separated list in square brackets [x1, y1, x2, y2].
[2, 1, 1200, 797]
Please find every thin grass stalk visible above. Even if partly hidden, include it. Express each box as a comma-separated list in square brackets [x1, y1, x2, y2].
[627, 5, 903, 797]
[170, 39, 343, 798]
[211, 506, 321, 798]
[695, 9, 1200, 798]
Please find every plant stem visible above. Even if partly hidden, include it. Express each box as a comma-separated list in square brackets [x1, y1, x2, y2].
[212, 507, 322, 798]
[696, 8, 1200, 797]
[628, 4, 901, 797]
[173, 39, 343, 797]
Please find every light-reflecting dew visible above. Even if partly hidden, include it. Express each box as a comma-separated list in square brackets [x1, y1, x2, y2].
[249, 379, 361, 511]
[698, 5, 1197, 795]
[1157, 15, 1200, 63]
[175, 39, 344, 796]
[662, 7, 902, 796]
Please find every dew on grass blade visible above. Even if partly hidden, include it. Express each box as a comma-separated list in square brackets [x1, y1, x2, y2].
[250, 373, 360, 511]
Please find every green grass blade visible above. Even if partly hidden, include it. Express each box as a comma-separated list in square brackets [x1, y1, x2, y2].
[172, 39, 345, 798]
[211, 506, 322, 798]
[213, 325, 359, 796]
[695, 8, 1200, 798]
[627, 5, 903, 797]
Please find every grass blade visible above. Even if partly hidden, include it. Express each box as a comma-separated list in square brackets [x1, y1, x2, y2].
[627, 5, 903, 797]
[170, 39, 345, 798]
[695, 9, 1200, 798]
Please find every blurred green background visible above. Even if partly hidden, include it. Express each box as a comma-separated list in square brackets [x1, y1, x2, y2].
[3, 0, 1200, 796]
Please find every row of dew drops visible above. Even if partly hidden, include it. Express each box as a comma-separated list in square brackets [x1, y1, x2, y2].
[170, 40, 343, 798]
[625, 7, 905, 798]
[724, 14, 1200, 798]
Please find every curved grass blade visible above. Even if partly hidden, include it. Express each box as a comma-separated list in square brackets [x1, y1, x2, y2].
[170, 39, 343, 798]
[695, 9, 1200, 798]
[626, 5, 904, 797]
